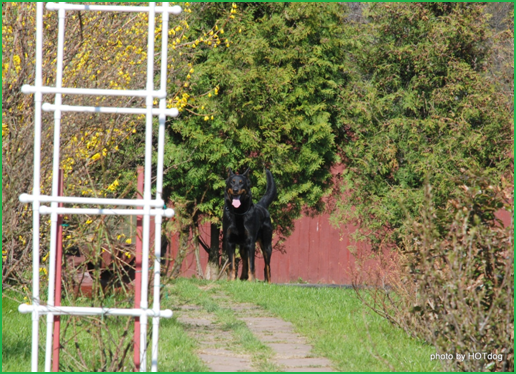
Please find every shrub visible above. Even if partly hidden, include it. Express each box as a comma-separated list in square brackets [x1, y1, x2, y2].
[355, 172, 514, 371]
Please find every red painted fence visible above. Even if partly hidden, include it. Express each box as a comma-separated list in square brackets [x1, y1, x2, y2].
[168, 212, 372, 285]
[167, 208, 512, 285]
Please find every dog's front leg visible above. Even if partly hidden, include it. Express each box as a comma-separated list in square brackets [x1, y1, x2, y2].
[226, 241, 237, 281]
[228, 244, 237, 280]
[245, 240, 256, 282]
[239, 247, 249, 280]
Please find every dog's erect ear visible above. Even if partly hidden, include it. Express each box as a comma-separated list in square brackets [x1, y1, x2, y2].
[227, 167, 233, 177]
[242, 168, 250, 177]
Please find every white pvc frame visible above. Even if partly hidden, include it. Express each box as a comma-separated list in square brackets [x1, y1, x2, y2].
[19, 3, 181, 372]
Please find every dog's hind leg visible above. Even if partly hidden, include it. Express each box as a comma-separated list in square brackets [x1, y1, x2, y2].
[262, 246, 272, 283]
[260, 224, 273, 283]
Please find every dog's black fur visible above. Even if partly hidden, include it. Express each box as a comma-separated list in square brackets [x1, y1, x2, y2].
[223, 168, 277, 283]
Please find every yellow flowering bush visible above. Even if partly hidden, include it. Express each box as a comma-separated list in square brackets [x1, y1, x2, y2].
[2, 2, 237, 289]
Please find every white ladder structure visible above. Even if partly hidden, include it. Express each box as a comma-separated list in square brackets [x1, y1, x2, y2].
[18, 3, 181, 372]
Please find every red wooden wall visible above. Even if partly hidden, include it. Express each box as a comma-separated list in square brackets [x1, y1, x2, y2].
[168, 212, 372, 285]
[167, 208, 512, 285]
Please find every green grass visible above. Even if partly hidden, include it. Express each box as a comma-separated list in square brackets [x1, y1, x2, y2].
[156, 316, 209, 372]
[219, 281, 442, 372]
[2, 295, 33, 372]
[2, 290, 207, 372]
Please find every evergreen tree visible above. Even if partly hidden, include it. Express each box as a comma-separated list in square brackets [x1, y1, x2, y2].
[335, 3, 513, 246]
[163, 3, 351, 276]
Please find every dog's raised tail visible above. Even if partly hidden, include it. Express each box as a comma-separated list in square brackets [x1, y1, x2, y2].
[257, 169, 277, 209]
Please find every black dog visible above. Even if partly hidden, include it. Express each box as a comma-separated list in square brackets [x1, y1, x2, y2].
[223, 168, 277, 283]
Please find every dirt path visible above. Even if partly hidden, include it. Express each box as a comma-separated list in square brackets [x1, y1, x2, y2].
[176, 289, 335, 372]
[176, 303, 254, 372]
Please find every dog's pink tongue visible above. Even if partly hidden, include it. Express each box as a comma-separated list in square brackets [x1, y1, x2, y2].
[232, 199, 241, 208]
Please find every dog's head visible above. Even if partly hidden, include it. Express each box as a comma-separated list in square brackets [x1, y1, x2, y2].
[225, 167, 251, 209]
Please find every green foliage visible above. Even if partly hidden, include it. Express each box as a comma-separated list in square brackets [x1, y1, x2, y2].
[335, 3, 513, 246]
[338, 4, 514, 370]
[164, 3, 351, 241]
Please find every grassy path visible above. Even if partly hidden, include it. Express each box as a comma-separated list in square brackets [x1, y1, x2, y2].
[175, 302, 256, 372]
[168, 280, 335, 371]
[3, 279, 441, 372]
[166, 279, 440, 372]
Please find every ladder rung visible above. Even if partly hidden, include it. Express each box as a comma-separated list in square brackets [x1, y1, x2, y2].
[19, 194, 165, 208]
[46, 2, 182, 15]
[42, 103, 179, 118]
[38, 206, 175, 218]
[22, 85, 167, 99]
[19, 304, 173, 318]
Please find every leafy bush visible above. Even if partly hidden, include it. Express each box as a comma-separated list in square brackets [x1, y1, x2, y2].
[1, 3, 229, 369]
